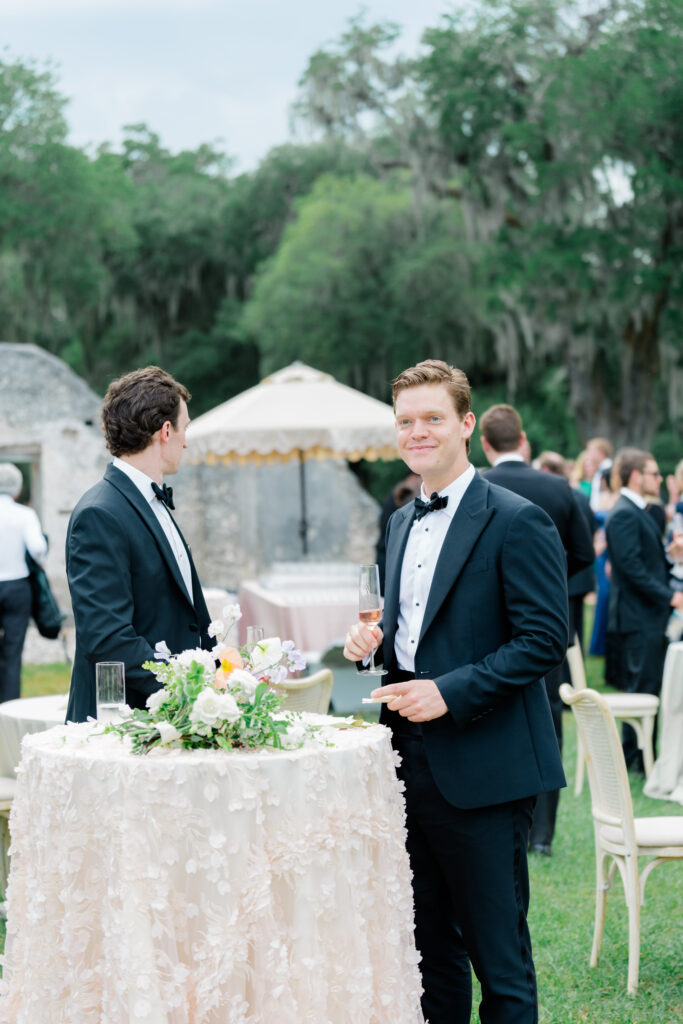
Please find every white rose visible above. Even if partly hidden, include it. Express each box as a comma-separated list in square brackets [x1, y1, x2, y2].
[216, 692, 241, 724]
[249, 637, 282, 674]
[172, 648, 216, 676]
[155, 721, 182, 745]
[226, 668, 260, 700]
[146, 688, 170, 714]
[190, 688, 241, 728]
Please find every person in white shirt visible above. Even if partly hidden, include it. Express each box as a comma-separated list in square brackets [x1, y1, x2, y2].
[0, 463, 48, 702]
[65, 366, 211, 722]
[343, 359, 568, 1024]
[605, 448, 683, 770]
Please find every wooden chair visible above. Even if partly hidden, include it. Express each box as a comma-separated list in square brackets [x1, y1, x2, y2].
[0, 775, 17, 908]
[560, 684, 683, 994]
[567, 642, 659, 795]
[273, 668, 334, 714]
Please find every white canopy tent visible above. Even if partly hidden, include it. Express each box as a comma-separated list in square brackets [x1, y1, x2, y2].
[185, 362, 399, 553]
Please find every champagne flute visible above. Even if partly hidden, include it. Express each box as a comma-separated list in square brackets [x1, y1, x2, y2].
[358, 564, 388, 677]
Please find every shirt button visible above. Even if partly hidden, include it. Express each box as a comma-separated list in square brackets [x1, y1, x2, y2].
[417, 564, 422, 568]
[410, 640, 415, 644]
[416, 602, 420, 607]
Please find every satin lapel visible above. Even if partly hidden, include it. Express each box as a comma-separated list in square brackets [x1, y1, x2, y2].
[104, 464, 195, 609]
[382, 504, 415, 651]
[419, 472, 494, 643]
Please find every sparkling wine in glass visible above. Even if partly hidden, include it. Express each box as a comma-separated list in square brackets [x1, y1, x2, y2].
[358, 564, 388, 677]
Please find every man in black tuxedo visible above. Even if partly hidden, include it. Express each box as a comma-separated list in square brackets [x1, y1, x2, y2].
[480, 406, 595, 855]
[606, 448, 682, 769]
[344, 361, 568, 1024]
[66, 366, 212, 723]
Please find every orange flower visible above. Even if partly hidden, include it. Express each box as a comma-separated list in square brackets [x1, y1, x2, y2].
[214, 645, 244, 690]
[217, 645, 244, 672]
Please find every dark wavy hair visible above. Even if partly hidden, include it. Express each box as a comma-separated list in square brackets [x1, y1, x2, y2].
[101, 366, 191, 457]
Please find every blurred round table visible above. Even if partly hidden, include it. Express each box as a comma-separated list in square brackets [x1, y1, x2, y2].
[0, 694, 68, 776]
[238, 578, 358, 657]
[644, 641, 683, 804]
[0, 719, 423, 1024]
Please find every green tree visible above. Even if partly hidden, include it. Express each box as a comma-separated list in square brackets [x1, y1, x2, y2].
[294, 1, 683, 447]
[242, 173, 486, 397]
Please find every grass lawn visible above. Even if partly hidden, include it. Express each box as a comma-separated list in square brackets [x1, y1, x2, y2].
[3, 650, 681, 1020]
[523, 649, 683, 1023]
[20, 661, 72, 697]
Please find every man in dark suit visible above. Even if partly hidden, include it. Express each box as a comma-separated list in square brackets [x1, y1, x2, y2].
[606, 448, 682, 770]
[66, 366, 212, 723]
[344, 361, 568, 1024]
[480, 406, 595, 855]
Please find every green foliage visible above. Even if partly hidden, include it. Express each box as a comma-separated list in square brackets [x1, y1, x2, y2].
[242, 172, 489, 398]
[2, 2, 683, 459]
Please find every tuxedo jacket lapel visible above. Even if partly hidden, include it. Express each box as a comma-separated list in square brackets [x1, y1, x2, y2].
[104, 464, 195, 610]
[419, 473, 494, 643]
[383, 503, 415, 656]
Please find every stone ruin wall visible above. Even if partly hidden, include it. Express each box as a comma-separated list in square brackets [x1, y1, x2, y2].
[0, 345, 381, 633]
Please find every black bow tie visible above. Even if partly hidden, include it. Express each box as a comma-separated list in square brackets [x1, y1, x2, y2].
[414, 492, 448, 520]
[152, 482, 175, 511]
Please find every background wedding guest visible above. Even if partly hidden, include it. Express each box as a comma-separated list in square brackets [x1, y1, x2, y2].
[65, 366, 212, 722]
[345, 361, 568, 1024]
[606, 448, 683, 771]
[589, 467, 619, 680]
[585, 437, 614, 511]
[665, 458, 683, 521]
[480, 408, 594, 857]
[537, 451, 598, 654]
[0, 462, 48, 703]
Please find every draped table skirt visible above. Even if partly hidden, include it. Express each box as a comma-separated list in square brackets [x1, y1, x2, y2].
[0, 720, 423, 1024]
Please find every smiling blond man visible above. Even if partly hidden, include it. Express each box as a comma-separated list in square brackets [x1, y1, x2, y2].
[344, 359, 568, 1024]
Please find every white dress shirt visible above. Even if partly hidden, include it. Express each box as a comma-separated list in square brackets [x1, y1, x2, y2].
[493, 453, 526, 466]
[0, 494, 48, 582]
[112, 458, 193, 603]
[620, 487, 647, 511]
[394, 464, 476, 672]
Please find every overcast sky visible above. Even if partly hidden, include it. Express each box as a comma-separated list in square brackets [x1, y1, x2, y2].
[1, 0, 466, 172]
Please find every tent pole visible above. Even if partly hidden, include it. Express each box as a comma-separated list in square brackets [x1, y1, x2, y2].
[298, 452, 308, 556]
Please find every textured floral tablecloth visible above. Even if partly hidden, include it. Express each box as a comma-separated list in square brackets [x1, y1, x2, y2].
[0, 719, 423, 1024]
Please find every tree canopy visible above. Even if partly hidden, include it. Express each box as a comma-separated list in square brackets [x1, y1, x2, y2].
[0, 0, 681, 463]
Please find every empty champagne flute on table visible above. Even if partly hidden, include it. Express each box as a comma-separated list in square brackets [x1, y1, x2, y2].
[358, 564, 388, 677]
[96, 662, 126, 722]
[246, 626, 265, 646]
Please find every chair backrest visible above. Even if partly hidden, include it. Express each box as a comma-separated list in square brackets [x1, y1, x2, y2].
[566, 642, 587, 691]
[559, 684, 637, 847]
[273, 668, 334, 714]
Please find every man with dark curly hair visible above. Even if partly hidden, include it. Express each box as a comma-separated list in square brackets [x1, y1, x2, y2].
[65, 366, 211, 722]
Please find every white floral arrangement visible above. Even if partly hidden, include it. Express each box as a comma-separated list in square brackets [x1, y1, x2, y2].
[106, 603, 314, 755]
